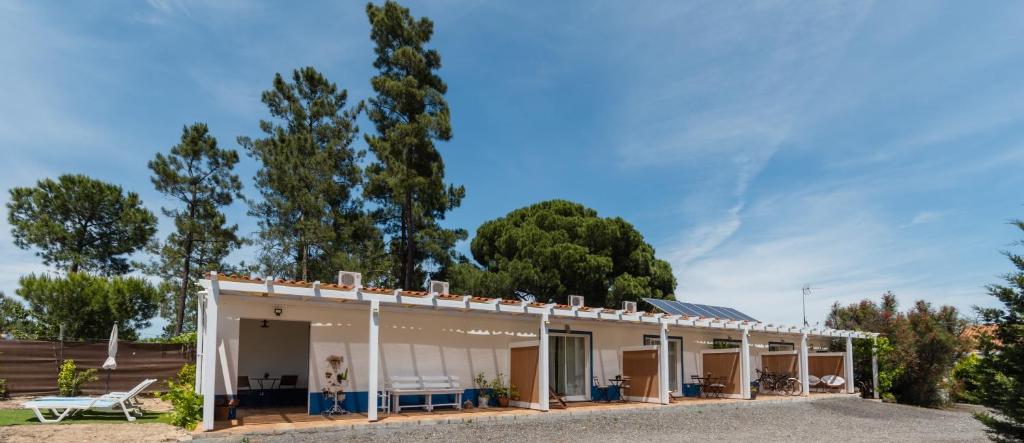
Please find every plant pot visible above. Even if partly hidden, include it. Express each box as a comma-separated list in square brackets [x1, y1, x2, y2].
[478, 395, 490, 408]
[497, 397, 509, 408]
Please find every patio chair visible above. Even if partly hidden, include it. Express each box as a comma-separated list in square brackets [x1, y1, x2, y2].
[22, 378, 155, 423]
[275, 374, 299, 405]
[549, 387, 567, 408]
[706, 374, 727, 399]
[820, 375, 845, 392]
[237, 375, 254, 406]
[592, 377, 610, 402]
[807, 375, 822, 393]
[617, 376, 632, 403]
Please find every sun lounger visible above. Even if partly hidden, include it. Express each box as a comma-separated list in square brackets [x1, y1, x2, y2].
[22, 378, 156, 423]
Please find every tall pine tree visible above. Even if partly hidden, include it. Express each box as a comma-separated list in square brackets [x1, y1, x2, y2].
[975, 219, 1024, 441]
[365, 1, 466, 290]
[242, 67, 385, 283]
[146, 123, 244, 335]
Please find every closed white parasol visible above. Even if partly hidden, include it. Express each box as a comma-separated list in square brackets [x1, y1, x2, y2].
[103, 325, 117, 393]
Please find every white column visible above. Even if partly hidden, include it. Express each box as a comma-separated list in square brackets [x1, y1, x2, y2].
[200, 274, 220, 431]
[740, 327, 751, 399]
[194, 290, 205, 395]
[845, 335, 855, 394]
[538, 313, 550, 411]
[368, 300, 381, 421]
[800, 333, 810, 396]
[871, 337, 880, 399]
[658, 321, 670, 405]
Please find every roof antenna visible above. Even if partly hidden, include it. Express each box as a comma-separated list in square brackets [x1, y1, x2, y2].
[801, 284, 819, 327]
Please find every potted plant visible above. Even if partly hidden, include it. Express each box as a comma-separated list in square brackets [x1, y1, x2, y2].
[322, 355, 349, 415]
[491, 373, 511, 408]
[473, 372, 490, 408]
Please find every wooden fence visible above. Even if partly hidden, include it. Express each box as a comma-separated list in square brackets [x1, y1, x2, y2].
[0, 340, 193, 395]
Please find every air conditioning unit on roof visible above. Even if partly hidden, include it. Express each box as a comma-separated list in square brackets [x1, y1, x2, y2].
[429, 280, 449, 295]
[338, 271, 362, 288]
[623, 301, 638, 313]
[568, 295, 584, 308]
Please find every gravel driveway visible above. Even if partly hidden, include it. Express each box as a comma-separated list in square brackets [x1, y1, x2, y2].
[196, 397, 989, 443]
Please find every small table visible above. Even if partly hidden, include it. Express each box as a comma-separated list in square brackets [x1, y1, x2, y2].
[692, 376, 726, 399]
[251, 377, 279, 406]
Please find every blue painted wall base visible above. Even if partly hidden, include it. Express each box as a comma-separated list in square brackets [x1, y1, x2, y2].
[309, 388, 493, 415]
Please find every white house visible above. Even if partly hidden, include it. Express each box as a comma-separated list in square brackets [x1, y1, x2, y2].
[195, 272, 879, 431]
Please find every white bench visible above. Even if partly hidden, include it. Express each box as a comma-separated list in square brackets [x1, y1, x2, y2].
[388, 375, 463, 412]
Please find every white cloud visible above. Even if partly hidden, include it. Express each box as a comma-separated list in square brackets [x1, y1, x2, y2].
[903, 211, 946, 228]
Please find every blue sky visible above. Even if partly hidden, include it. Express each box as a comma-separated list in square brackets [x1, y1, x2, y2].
[2, 1, 1022, 337]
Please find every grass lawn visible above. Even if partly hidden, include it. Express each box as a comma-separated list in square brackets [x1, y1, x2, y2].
[0, 408, 171, 426]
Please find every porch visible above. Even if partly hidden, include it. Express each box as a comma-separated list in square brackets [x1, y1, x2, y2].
[203, 392, 861, 437]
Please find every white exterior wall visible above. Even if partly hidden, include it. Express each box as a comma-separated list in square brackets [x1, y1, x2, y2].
[212, 293, 861, 404]
[377, 308, 538, 388]
[215, 294, 541, 397]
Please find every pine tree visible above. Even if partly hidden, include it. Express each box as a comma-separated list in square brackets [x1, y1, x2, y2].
[241, 67, 384, 283]
[364, 0, 467, 289]
[975, 219, 1024, 441]
[146, 123, 244, 335]
[7, 174, 157, 275]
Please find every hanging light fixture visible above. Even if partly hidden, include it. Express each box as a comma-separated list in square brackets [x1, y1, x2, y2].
[261, 319, 270, 328]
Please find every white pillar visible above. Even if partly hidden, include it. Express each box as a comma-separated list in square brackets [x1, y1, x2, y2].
[740, 327, 751, 399]
[800, 333, 810, 397]
[200, 274, 220, 431]
[194, 290, 205, 395]
[845, 335, 855, 394]
[658, 321, 670, 405]
[368, 300, 380, 421]
[538, 313, 550, 411]
[871, 337, 879, 399]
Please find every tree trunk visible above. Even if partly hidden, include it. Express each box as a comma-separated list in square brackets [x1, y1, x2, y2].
[175, 232, 194, 336]
[403, 192, 415, 289]
[301, 244, 309, 282]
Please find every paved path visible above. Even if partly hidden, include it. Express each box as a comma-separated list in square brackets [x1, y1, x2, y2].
[196, 397, 988, 442]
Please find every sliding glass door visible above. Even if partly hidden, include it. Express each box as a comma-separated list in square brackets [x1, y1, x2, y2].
[644, 336, 683, 395]
[549, 334, 588, 400]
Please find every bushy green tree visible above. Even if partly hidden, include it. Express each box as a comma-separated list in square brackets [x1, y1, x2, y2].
[241, 67, 386, 283]
[7, 174, 157, 275]
[146, 123, 244, 335]
[950, 353, 983, 404]
[450, 200, 676, 306]
[974, 219, 1024, 441]
[827, 292, 966, 407]
[16, 273, 160, 340]
[364, 0, 466, 289]
[0, 292, 34, 338]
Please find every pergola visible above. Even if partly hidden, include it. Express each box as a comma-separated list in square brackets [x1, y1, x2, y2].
[194, 272, 880, 431]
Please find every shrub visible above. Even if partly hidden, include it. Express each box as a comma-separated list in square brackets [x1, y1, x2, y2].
[161, 364, 202, 429]
[949, 354, 983, 404]
[57, 359, 97, 396]
[0, 378, 8, 399]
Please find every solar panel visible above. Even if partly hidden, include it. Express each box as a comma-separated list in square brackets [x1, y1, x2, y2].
[647, 298, 683, 316]
[642, 298, 758, 322]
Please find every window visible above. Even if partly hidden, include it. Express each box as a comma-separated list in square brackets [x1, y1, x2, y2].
[712, 338, 741, 349]
[769, 341, 795, 351]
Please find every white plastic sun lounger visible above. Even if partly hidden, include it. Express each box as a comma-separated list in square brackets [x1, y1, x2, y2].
[22, 378, 156, 423]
